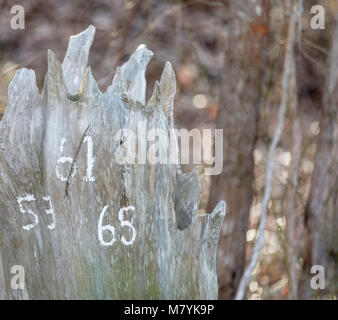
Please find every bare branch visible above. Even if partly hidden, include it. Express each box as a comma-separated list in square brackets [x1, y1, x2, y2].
[235, 3, 298, 300]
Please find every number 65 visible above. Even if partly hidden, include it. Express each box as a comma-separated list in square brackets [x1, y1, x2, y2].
[98, 205, 137, 247]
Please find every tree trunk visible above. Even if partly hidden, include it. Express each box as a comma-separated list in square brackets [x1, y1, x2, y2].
[207, 0, 270, 299]
[299, 17, 338, 299]
[285, 34, 301, 301]
[0, 26, 225, 299]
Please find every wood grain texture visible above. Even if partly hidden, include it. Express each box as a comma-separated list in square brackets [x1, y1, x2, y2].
[0, 25, 225, 299]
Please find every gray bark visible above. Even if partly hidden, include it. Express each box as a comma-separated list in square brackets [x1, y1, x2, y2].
[0, 26, 225, 299]
[300, 17, 338, 298]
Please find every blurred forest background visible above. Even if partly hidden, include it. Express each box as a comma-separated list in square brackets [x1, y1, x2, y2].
[0, 0, 337, 299]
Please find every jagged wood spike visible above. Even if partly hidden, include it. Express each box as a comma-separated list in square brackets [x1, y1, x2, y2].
[206, 200, 227, 263]
[62, 25, 95, 95]
[120, 44, 153, 105]
[159, 61, 176, 126]
[146, 80, 161, 111]
[158, 62, 181, 170]
[81, 67, 101, 104]
[46, 50, 67, 100]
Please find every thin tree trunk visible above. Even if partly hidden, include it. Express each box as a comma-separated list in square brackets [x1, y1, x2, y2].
[207, 0, 270, 299]
[235, 3, 298, 300]
[300, 17, 338, 299]
[285, 53, 301, 300]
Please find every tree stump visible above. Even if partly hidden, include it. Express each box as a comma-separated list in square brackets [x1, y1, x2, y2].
[0, 26, 226, 299]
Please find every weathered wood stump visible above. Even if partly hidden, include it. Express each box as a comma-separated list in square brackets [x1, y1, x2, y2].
[0, 26, 225, 299]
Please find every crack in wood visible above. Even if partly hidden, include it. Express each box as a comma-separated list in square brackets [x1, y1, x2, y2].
[64, 124, 90, 200]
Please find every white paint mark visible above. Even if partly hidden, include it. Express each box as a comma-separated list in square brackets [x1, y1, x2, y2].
[118, 206, 137, 246]
[17, 194, 38, 230]
[56, 137, 78, 182]
[98, 205, 116, 247]
[58, 137, 66, 154]
[43, 196, 56, 230]
[98, 205, 137, 247]
[83, 135, 95, 182]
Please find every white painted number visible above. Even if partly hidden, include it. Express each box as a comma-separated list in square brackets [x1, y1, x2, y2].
[83, 135, 95, 182]
[17, 194, 38, 231]
[118, 206, 137, 246]
[56, 137, 78, 182]
[56, 136, 95, 183]
[17, 194, 56, 231]
[98, 205, 137, 247]
[98, 205, 116, 247]
[43, 196, 56, 230]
